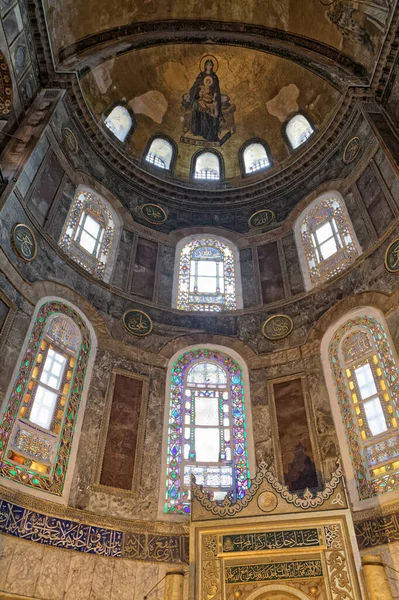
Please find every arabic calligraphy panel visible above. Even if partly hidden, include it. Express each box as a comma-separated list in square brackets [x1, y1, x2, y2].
[222, 528, 321, 554]
[384, 237, 399, 273]
[141, 203, 167, 224]
[122, 309, 153, 337]
[11, 223, 37, 261]
[225, 560, 323, 584]
[262, 315, 294, 341]
[248, 209, 275, 229]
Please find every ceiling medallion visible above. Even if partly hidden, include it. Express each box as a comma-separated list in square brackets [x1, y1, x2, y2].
[140, 203, 167, 224]
[262, 314, 294, 341]
[384, 237, 399, 273]
[343, 136, 360, 164]
[248, 209, 275, 229]
[122, 309, 153, 337]
[11, 223, 37, 262]
[62, 127, 79, 155]
[257, 491, 278, 513]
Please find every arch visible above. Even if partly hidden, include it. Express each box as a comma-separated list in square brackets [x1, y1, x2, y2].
[103, 103, 134, 143]
[191, 150, 223, 181]
[240, 139, 272, 176]
[294, 191, 361, 290]
[159, 344, 255, 518]
[59, 184, 122, 283]
[321, 306, 399, 509]
[246, 584, 311, 600]
[0, 297, 97, 502]
[144, 135, 176, 170]
[284, 112, 315, 151]
[172, 234, 243, 311]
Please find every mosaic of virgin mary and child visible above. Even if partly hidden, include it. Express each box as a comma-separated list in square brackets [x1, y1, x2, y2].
[181, 56, 236, 147]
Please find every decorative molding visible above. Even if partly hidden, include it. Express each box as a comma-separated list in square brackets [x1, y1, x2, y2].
[191, 460, 344, 518]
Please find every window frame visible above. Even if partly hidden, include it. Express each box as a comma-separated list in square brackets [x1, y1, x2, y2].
[59, 186, 121, 283]
[190, 149, 224, 183]
[294, 191, 362, 291]
[282, 111, 316, 152]
[239, 138, 273, 177]
[0, 298, 96, 500]
[160, 345, 254, 518]
[172, 236, 243, 312]
[102, 102, 135, 146]
[322, 308, 399, 509]
[142, 134, 177, 174]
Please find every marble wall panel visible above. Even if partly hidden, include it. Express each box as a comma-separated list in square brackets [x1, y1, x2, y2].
[89, 556, 115, 600]
[110, 558, 137, 600]
[4, 535, 44, 596]
[35, 546, 72, 600]
[281, 233, 304, 297]
[0, 534, 17, 591]
[64, 553, 96, 600]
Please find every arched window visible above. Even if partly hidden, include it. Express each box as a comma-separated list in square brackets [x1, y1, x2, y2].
[0, 299, 93, 497]
[60, 188, 119, 282]
[285, 113, 314, 150]
[164, 348, 251, 515]
[104, 105, 133, 143]
[193, 151, 221, 180]
[242, 142, 271, 174]
[327, 313, 399, 502]
[174, 237, 241, 312]
[295, 192, 361, 290]
[145, 137, 173, 170]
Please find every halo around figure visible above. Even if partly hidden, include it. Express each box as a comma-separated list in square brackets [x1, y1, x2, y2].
[200, 54, 219, 73]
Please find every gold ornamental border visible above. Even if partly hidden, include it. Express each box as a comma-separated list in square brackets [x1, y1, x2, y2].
[262, 314, 294, 341]
[62, 127, 79, 155]
[122, 309, 153, 337]
[11, 223, 37, 262]
[384, 236, 399, 273]
[140, 203, 167, 224]
[248, 209, 275, 229]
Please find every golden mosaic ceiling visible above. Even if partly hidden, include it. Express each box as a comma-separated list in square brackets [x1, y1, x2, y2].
[45, 0, 391, 72]
[80, 44, 341, 181]
[44, 0, 393, 184]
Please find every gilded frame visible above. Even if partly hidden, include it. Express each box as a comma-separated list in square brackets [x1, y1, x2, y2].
[93, 368, 150, 496]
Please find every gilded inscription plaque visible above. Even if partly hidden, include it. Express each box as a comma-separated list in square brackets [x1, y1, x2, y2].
[343, 136, 360, 164]
[248, 209, 275, 229]
[385, 237, 399, 273]
[262, 314, 293, 341]
[122, 309, 153, 337]
[11, 223, 37, 261]
[141, 203, 167, 224]
[62, 127, 79, 155]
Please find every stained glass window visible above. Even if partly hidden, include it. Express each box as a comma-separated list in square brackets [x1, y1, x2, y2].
[243, 143, 271, 174]
[299, 195, 359, 287]
[286, 114, 314, 150]
[104, 105, 133, 142]
[0, 301, 91, 496]
[164, 348, 250, 514]
[329, 316, 399, 500]
[60, 190, 116, 280]
[176, 238, 237, 311]
[145, 138, 173, 170]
